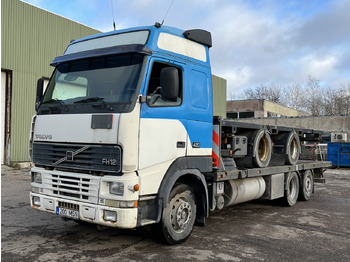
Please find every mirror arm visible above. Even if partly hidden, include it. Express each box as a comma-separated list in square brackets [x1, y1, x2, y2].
[139, 95, 148, 103]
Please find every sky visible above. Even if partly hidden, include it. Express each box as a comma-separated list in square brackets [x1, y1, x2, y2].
[22, 0, 350, 98]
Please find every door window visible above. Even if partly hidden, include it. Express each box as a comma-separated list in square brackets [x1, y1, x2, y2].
[146, 62, 182, 107]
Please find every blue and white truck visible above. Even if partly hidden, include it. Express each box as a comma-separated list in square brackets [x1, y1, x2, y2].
[29, 24, 330, 244]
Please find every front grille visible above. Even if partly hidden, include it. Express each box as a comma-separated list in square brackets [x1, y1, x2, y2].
[44, 172, 99, 204]
[33, 142, 122, 173]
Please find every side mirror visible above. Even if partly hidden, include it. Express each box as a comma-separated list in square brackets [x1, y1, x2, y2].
[35, 78, 44, 112]
[160, 67, 179, 101]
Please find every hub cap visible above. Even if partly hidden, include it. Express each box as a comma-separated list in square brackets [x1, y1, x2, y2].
[170, 198, 192, 232]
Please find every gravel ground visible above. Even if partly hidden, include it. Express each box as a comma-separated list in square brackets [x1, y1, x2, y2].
[1, 167, 350, 261]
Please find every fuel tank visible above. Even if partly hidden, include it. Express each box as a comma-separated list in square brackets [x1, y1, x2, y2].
[224, 177, 266, 206]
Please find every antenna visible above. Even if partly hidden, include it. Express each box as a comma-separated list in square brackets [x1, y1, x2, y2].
[161, 0, 175, 25]
[111, 0, 116, 30]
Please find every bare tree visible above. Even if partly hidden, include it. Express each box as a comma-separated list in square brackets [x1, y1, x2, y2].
[241, 77, 350, 116]
[285, 83, 307, 111]
[323, 88, 339, 115]
[305, 76, 323, 116]
[228, 90, 238, 101]
[322, 84, 350, 115]
[244, 84, 284, 104]
[340, 83, 350, 114]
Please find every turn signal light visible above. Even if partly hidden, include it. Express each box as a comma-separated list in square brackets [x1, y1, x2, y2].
[133, 184, 139, 192]
[128, 184, 139, 192]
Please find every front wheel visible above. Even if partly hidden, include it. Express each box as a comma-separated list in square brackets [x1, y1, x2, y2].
[284, 172, 299, 207]
[160, 184, 196, 245]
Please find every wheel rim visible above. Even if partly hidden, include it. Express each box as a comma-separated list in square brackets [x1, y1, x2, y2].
[290, 137, 298, 160]
[258, 136, 269, 162]
[304, 175, 312, 196]
[289, 176, 298, 199]
[170, 197, 192, 233]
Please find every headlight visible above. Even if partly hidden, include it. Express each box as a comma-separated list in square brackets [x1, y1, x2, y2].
[31, 172, 42, 184]
[109, 182, 124, 196]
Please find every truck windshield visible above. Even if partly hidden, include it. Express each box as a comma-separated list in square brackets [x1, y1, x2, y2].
[41, 54, 144, 111]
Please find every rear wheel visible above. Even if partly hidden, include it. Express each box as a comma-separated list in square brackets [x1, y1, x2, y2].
[299, 170, 314, 201]
[160, 184, 196, 245]
[284, 172, 299, 206]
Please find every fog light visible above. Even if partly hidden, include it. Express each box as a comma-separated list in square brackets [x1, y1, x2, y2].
[33, 196, 41, 206]
[103, 210, 117, 222]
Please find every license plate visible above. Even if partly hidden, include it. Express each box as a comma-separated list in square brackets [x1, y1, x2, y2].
[56, 207, 79, 220]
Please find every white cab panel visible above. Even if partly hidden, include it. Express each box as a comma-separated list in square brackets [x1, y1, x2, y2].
[139, 118, 187, 169]
[138, 118, 187, 195]
[157, 33, 207, 62]
[33, 114, 119, 144]
[118, 103, 140, 172]
[138, 159, 174, 195]
[186, 137, 212, 156]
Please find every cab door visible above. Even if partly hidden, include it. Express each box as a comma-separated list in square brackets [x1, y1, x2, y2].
[138, 58, 187, 195]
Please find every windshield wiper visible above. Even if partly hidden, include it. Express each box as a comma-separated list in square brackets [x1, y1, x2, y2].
[41, 98, 63, 104]
[74, 97, 114, 111]
[74, 97, 104, 103]
[41, 99, 68, 111]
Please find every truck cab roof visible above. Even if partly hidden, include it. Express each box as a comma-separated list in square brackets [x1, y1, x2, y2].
[52, 24, 212, 67]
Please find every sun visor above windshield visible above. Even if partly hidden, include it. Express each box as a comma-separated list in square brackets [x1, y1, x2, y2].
[51, 44, 152, 67]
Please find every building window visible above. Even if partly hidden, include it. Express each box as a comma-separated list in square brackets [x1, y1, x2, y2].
[227, 111, 254, 119]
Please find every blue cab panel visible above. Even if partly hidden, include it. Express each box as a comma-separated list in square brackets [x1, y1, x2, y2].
[139, 25, 213, 152]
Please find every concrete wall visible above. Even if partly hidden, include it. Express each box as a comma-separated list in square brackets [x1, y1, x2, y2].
[227, 99, 263, 113]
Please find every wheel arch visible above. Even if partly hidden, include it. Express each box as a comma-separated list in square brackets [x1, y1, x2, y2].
[157, 168, 209, 226]
[155, 157, 211, 226]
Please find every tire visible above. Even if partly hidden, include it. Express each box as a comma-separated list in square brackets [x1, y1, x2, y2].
[299, 170, 314, 201]
[284, 172, 299, 206]
[253, 129, 272, 168]
[160, 184, 196, 245]
[285, 132, 301, 165]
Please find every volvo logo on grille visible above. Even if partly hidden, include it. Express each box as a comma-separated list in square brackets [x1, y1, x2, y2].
[53, 146, 89, 166]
